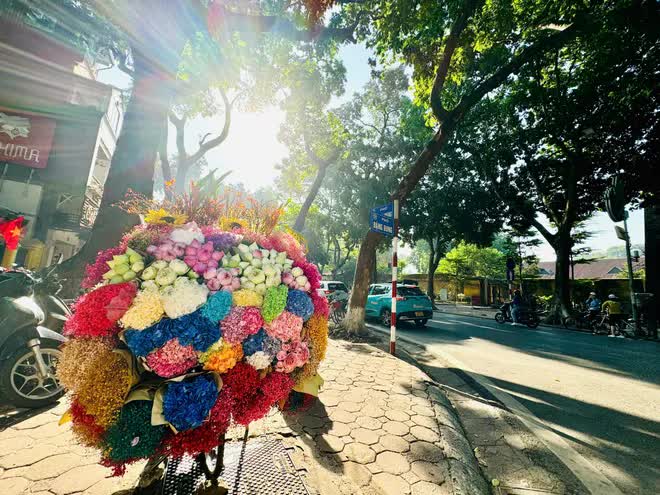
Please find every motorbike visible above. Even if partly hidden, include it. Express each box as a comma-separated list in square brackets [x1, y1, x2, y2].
[495, 302, 541, 329]
[0, 262, 70, 408]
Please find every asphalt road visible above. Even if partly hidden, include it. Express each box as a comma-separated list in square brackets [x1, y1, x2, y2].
[379, 313, 660, 495]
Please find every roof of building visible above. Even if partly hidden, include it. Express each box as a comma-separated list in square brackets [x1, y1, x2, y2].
[536, 258, 645, 280]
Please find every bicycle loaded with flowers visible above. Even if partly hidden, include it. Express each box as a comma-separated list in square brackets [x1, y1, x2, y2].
[56, 181, 329, 478]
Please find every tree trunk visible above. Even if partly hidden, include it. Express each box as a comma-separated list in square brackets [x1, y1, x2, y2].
[174, 156, 189, 195]
[552, 226, 573, 321]
[426, 243, 436, 300]
[293, 164, 328, 233]
[344, 230, 381, 333]
[57, 52, 176, 293]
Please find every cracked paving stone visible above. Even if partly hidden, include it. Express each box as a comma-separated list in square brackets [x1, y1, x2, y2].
[318, 434, 345, 453]
[0, 476, 30, 495]
[411, 461, 449, 484]
[411, 405, 436, 418]
[0, 435, 36, 454]
[411, 414, 438, 430]
[372, 472, 411, 495]
[379, 434, 410, 453]
[344, 461, 372, 487]
[0, 446, 54, 469]
[356, 416, 382, 430]
[338, 401, 362, 413]
[411, 426, 441, 443]
[385, 409, 410, 422]
[376, 451, 411, 475]
[360, 405, 384, 418]
[48, 463, 112, 495]
[327, 422, 351, 437]
[330, 410, 357, 423]
[382, 421, 409, 436]
[6, 453, 85, 481]
[320, 396, 340, 407]
[344, 443, 376, 464]
[350, 428, 381, 445]
[408, 441, 445, 463]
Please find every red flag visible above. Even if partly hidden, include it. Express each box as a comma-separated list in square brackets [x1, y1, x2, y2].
[0, 216, 23, 250]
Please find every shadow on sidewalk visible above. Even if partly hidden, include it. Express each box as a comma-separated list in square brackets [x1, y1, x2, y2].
[0, 400, 60, 431]
[282, 399, 345, 476]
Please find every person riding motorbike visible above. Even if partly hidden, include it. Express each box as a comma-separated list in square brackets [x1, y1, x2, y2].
[585, 292, 601, 324]
[511, 290, 523, 326]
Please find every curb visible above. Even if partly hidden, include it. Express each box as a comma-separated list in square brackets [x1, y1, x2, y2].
[363, 326, 491, 495]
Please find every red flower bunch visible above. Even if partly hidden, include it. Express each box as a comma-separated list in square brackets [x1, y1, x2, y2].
[311, 290, 329, 319]
[70, 399, 105, 446]
[64, 283, 137, 337]
[221, 364, 295, 426]
[81, 246, 126, 289]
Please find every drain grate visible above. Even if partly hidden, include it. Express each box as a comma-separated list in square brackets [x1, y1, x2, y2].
[162, 439, 309, 494]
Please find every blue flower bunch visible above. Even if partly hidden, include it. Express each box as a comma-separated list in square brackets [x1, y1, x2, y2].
[124, 319, 177, 357]
[201, 290, 232, 324]
[162, 374, 218, 431]
[242, 329, 267, 356]
[124, 309, 219, 357]
[286, 290, 314, 321]
[174, 310, 220, 351]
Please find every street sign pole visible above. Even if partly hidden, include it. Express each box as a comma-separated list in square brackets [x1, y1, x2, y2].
[390, 200, 399, 355]
[623, 213, 639, 330]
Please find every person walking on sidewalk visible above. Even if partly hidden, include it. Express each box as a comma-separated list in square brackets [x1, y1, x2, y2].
[602, 294, 624, 338]
[511, 290, 523, 326]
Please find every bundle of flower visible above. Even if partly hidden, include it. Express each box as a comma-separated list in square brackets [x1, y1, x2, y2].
[58, 191, 328, 476]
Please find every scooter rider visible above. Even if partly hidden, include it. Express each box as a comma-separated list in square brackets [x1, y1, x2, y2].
[585, 292, 601, 323]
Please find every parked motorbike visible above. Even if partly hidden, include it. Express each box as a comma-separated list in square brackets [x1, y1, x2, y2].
[495, 302, 541, 329]
[0, 262, 69, 408]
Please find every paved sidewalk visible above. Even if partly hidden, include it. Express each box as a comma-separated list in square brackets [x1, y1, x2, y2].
[0, 340, 488, 495]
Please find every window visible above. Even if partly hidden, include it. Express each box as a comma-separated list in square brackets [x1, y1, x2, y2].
[399, 287, 425, 297]
[329, 283, 348, 292]
[371, 286, 388, 295]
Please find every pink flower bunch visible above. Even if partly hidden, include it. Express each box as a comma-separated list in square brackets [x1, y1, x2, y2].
[145, 339, 198, 378]
[311, 290, 329, 319]
[221, 307, 264, 344]
[275, 341, 309, 373]
[182, 239, 224, 275]
[82, 246, 126, 289]
[146, 240, 189, 262]
[203, 267, 241, 293]
[294, 260, 322, 292]
[264, 311, 303, 342]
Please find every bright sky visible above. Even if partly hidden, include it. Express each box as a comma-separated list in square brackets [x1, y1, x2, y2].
[98, 44, 645, 262]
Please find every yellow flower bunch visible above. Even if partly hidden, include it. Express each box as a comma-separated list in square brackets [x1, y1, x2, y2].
[144, 208, 188, 225]
[120, 290, 164, 330]
[57, 338, 133, 427]
[296, 313, 328, 382]
[200, 340, 244, 374]
[232, 289, 263, 307]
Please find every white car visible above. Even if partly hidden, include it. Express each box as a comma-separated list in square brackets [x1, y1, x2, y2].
[319, 281, 349, 301]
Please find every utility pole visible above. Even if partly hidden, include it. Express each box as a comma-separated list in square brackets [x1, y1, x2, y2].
[623, 213, 639, 330]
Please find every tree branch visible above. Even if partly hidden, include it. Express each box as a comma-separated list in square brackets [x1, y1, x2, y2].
[169, 112, 187, 161]
[186, 88, 232, 165]
[430, 0, 482, 123]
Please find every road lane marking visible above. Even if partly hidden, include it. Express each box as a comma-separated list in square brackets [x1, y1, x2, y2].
[367, 323, 624, 495]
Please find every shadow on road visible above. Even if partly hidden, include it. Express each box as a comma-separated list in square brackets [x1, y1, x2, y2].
[393, 315, 660, 386]
[0, 401, 60, 431]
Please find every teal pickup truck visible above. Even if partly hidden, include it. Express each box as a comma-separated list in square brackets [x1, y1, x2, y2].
[366, 284, 433, 327]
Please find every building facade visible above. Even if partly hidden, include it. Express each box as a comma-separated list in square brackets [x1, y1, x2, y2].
[0, 17, 122, 268]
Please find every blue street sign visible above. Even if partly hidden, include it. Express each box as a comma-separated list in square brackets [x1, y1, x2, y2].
[370, 204, 394, 237]
[373, 203, 394, 217]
